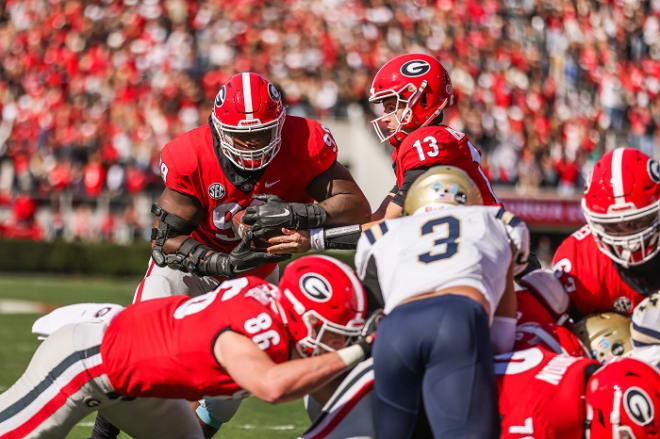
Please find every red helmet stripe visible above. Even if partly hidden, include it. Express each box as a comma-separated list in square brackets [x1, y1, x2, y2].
[611, 147, 625, 205]
[241, 72, 254, 119]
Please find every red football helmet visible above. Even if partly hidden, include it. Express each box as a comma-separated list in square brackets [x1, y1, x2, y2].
[369, 53, 454, 145]
[515, 322, 589, 358]
[276, 255, 367, 357]
[586, 358, 660, 439]
[211, 72, 286, 170]
[582, 147, 660, 267]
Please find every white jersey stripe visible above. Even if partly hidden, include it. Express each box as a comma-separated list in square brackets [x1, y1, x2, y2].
[0, 352, 102, 434]
[611, 147, 625, 204]
[242, 72, 254, 120]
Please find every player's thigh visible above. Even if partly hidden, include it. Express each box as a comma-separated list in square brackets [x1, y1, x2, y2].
[199, 396, 242, 423]
[101, 397, 204, 439]
[134, 259, 220, 302]
[421, 295, 497, 437]
[0, 323, 109, 438]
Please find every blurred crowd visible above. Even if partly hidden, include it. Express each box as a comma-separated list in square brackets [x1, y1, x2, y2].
[0, 0, 658, 242]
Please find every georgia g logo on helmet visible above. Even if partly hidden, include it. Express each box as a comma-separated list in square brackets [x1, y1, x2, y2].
[648, 159, 660, 184]
[299, 273, 333, 302]
[214, 86, 226, 108]
[624, 387, 654, 426]
[400, 60, 431, 77]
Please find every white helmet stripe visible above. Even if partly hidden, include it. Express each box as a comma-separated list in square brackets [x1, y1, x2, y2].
[241, 72, 254, 120]
[611, 147, 625, 204]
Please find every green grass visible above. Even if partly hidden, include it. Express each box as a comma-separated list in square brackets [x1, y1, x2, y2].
[0, 274, 308, 438]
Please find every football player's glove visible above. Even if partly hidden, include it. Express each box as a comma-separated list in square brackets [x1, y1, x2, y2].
[198, 230, 290, 278]
[356, 308, 383, 357]
[243, 194, 327, 231]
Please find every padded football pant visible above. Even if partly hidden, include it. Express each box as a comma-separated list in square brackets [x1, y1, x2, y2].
[133, 257, 279, 302]
[0, 321, 203, 439]
[372, 294, 498, 439]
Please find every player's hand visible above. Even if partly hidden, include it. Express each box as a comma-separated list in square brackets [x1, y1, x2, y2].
[260, 228, 311, 254]
[227, 230, 291, 275]
[243, 194, 326, 230]
[356, 308, 383, 357]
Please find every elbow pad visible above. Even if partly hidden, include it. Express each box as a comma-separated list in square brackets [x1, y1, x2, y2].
[491, 316, 517, 354]
[151, 203, 197, 267]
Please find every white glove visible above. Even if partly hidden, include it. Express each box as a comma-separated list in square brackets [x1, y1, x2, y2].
[503, 216, 530, 276]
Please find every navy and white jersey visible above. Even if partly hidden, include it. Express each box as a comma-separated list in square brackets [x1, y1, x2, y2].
[356, 206, 518, 321]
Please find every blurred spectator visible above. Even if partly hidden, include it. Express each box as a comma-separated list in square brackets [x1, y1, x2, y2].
[0, 0, 658, 244]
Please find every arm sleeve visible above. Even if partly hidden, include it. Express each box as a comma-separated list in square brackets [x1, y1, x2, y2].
[391, 167, 430, 207]
[301, 122, 339, 184]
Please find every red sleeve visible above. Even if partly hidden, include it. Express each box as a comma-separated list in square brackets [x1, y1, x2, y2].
[395, 127, 465, 185]
[159, 138, 200, 199]
[299, 120, 338, 183]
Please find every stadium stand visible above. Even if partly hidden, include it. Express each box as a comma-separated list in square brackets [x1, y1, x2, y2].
[0, 0, 658, 244]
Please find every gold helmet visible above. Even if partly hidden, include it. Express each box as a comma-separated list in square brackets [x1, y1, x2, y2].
[572, 312, 632, 363]
[403, 166, 483, 216]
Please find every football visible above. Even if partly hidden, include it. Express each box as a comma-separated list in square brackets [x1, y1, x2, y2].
[232, 210, 280, 249]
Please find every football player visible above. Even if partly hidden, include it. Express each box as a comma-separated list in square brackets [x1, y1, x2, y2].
[138, 71, 370, 302]
[260, 53, 501, 256]
[585, 357, 660, 439]
[625, 292, 660, 367]
[0, 256, 371, 439]
[497, 347, 600, 439]
[552, 147, 660, 318]
[354, 166, 529, 438]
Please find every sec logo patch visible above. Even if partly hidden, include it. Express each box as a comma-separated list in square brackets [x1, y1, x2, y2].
[299, 273, 332, 302]
[208, 183, 226, 200]
[613, 296, 632, 314]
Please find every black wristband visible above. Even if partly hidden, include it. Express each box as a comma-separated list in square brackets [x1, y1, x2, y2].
[325, 224, 361, 249]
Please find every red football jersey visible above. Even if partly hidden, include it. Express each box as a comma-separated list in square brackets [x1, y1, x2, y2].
[496, 347, 598, 439]
[393, 125, 499, 205]
[101, 276, 290, 400]
[159, 115, 337, 279]
[552, 225, 645, 316]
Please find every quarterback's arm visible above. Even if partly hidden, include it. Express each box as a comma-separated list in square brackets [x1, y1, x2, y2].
[215, 331, 360, 404]
[256, 162, 370, 253]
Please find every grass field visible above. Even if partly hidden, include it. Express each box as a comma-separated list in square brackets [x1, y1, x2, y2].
[0, 274, 309, 439]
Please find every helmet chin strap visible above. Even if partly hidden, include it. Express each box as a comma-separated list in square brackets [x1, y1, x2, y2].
[420, 97, 449, 129]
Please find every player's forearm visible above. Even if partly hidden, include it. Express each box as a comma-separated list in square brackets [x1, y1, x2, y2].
[259, 352, 350, 404]
[319, 192, 371, 227]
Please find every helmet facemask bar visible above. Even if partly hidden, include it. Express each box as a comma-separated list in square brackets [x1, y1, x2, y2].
[295, 310, 364, 357]
[369, 81, 446, 144]
[582, 199, 660, 267]
[211, 111, 286, 171]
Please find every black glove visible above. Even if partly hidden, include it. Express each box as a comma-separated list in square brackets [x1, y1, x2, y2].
[356, 308, 384, 357]
[198, 231, 290, 277]
[243, 194, 327, 230]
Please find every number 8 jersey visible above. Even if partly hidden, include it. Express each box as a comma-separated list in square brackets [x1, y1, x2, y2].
[356, 206, 517, 320]
[101, 276, 290, 401]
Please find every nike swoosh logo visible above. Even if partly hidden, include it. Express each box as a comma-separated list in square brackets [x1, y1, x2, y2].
[264, 180, 280, 188]
[269, 208, 290, 218]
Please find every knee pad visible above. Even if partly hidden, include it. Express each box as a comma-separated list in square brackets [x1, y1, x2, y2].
[198, 397, 242, 428]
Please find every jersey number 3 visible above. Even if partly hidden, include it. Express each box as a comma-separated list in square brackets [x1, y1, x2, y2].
[418, 216, 461, 264]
